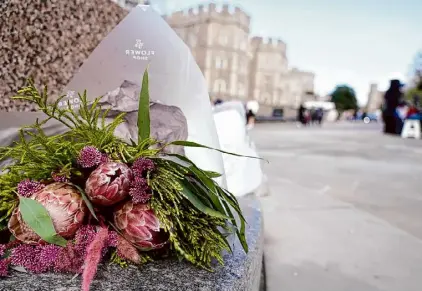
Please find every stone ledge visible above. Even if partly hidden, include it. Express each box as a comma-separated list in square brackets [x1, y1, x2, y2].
[0, 196, 263, 291]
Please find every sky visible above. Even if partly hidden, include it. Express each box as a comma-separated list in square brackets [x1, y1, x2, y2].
[159, 0, 422, 105]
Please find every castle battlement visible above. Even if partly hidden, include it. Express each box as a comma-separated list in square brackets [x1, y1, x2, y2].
[250, 36, 286, 53]
[164, 3, 250, 30]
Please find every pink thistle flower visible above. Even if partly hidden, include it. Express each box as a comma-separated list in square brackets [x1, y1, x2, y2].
[17, 179, 44, 197]
[74, 225, 96, 256]
[128, 176, 152, 204]
[0, 259, 10, 277]
[131, 158, 155, 177]
[82, 227, 109, 291]
[10, 244, 36, 268]
[0, 244, 6, 257]
[107, 231, 118, 248]
[54, 242, 83, 274]
[77, 146, 102, 168]
[100, 153, 110, 164]
[35, 244, 61, 272]
[51, 172, 69, 183]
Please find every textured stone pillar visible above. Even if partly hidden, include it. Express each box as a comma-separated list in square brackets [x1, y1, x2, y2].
[0, 0, 128, 112]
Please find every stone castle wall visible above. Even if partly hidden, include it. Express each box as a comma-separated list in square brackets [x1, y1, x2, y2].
[165, 3, 315, 110]
[250, 36, 287, 54]
[0, 0, 127, 112]
[164, 3, 250, 33]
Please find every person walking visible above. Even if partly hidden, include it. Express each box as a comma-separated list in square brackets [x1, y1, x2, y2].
[316, 107, 324, 125]
[297, 104, 307, 126]
[382, 79, 403, 134]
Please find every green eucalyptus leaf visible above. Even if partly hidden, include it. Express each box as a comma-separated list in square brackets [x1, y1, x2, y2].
[19, 197, 67, 247]
[169, 140, 265, 161]
[204, 170, 223, 178]
[218, 187, 246, 225]
[138, 67, 151, 142]
[180, 182, 229, 219]
[67, 183, 98, 221]
[165, 155, 226, 214]
[221, 199, 248, 253]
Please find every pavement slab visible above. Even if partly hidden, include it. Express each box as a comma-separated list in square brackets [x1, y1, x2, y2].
[251, 122, 422, 291]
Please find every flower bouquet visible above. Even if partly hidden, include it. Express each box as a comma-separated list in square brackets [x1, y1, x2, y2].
[0, 70, 250, 290]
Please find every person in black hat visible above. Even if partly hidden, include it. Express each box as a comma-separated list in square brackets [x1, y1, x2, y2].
[382, 79, 403, 134]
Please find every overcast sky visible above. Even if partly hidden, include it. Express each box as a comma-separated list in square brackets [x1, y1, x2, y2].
[159, 0, 422, 105]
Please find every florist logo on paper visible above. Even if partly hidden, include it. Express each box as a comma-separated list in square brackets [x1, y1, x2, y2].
[125, 39, 155, 61]
[58, 91, 80, 109]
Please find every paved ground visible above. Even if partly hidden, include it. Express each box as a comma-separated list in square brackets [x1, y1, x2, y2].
[250, 122, 422, 291]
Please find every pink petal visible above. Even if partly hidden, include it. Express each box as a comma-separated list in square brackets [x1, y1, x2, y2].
[143, 210, 160, 231]
[126, 224, 152, 241]
[105, 184, 119, 199]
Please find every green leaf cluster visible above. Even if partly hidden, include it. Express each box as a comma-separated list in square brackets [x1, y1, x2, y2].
[149, 157, 247, 269]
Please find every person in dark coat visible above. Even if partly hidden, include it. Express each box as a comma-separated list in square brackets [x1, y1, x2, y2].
[297, 104, 306, 125]
[383, 79, 403, 134]
[315, 108, 324, 125]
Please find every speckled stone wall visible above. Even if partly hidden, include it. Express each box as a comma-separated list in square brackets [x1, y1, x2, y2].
[0, 0, 128, 112]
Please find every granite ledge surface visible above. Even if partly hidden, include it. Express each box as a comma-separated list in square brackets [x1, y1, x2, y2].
[0, 196, 263, 291]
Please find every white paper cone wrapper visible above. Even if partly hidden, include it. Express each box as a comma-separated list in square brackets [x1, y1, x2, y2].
[213, 101, 263, 196]
[62, 5, 226, 186]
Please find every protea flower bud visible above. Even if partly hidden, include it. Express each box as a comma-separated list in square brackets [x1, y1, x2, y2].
[113, 201, 167, 250]
[85, 162, 133, 206]
[8, 183, 87, 245]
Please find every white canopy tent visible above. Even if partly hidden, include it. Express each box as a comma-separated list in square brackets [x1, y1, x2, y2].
[304, 101, 336, 110]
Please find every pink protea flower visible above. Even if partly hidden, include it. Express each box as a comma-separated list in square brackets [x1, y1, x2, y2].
[132, 158, 155, 177]
[0, 259, 10, 277]
[85, 162, 133, 206]
[77, 146, 102, 168]
[129, 176, 152, 204]
[113, 201, 167, 250]
[17, 179, 44, 197]
[8, 183, 88, 244]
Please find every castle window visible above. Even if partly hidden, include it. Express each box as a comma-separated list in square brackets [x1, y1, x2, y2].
[219, 35, 228, 46]
[214, 79, 227, 93]
[215, 57, 228, 69]
[215, 57, 222, 69]
[238, 83, 246, 98]
[262, 93, 272, 104]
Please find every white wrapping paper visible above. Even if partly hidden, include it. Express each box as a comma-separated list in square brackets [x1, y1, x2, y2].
[63, 5, 226, 186]
[213, 101, 263, 196]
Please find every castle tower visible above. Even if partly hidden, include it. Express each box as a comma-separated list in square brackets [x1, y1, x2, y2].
[366, 83, 384, 112]
[165, 3, 251, 101]
[248, 37, 288, 107]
